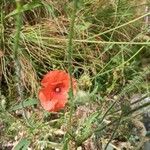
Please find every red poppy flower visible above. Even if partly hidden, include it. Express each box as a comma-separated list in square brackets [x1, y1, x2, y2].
[38, 70, 77, 112]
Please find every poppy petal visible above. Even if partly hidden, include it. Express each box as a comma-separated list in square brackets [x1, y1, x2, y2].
[39, 90, 58, 111]
[41, 70, 68, 87]
[38, 70, 77, 112]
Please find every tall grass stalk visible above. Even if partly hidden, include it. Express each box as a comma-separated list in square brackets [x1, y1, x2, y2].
[13, 0, 23, 104]
[104, 113, 122, 150]
[13, 0, 32, 127]
[88, 11, 150, 40]
[67, 0, 78, 127]
[30, 36, 150, 45]
[64, 0, 78, 149]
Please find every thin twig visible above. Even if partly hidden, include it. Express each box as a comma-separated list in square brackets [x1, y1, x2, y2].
[96, 101, 150, 133]
[110, 93, 150, 115]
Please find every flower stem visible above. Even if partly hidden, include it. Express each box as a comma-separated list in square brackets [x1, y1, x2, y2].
[64, 0, 78, 149]
[67, 0, 78, 127]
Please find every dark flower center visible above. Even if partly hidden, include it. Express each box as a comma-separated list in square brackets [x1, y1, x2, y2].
[55, 87, 61, 93]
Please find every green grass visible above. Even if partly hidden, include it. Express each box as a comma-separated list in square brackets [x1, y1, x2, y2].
[0, 0, 150, 149]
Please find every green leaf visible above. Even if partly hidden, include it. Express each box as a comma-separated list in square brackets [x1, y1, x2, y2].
[5, 1, 42, 18]
[13, 138, 31, 150]
[75, 22, 91, 31]
[10, 98, 38, 111]
[83, 112, 99, 129]
[76, 112, 100, 145]
[62, 134, 69, 150]
[74, 90, 90, 105]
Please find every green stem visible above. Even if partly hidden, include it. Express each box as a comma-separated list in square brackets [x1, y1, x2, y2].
[76, 98, 150, 146]
[104, 113, 122, 150]
[13, 0, 33, 127]
[14, 0, 23, 102]
[75, 101, 117, 146]
[96, 101, 150, 134]
[63, 0, 78, 149]
[67, 0, 78, 129]
[88, 12, 150, 40]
